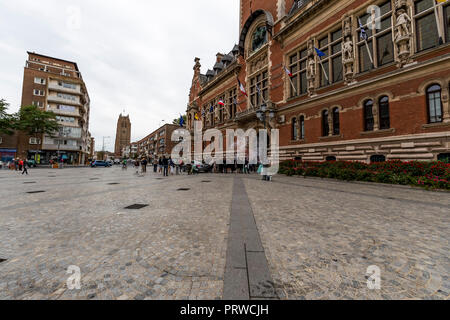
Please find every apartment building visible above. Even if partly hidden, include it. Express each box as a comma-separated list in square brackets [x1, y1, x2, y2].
[135, 124, 181, 160]
[18, 52, 91, 165]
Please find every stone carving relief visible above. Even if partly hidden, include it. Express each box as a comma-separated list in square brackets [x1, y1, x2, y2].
[394, 0, 413, 67]
[248, 50, 268, 74]
[306, 39, 316, 96]
[342, 15, 355, 84]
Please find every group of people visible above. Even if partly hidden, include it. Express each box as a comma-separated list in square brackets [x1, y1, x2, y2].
[126, 156, 179, 177]
[3, 158, 29, 175]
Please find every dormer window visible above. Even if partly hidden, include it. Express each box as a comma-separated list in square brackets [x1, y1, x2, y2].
[251, 25, 268, 52]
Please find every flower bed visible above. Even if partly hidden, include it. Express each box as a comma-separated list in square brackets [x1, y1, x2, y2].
[278, 160, 450, 190]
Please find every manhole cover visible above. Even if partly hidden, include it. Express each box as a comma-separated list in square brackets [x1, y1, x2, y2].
[177, 188, 190, 191]
[0, 258, 6, 263]
[108, 183, 120, 185]
[24, 182, 36, 184]
[124, 204, 149, 210]
[27, 191, 46, 194]
[201, 181, 211, 183]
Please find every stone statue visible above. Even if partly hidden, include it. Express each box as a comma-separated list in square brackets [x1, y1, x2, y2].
[394, 9, 411, 41]
[394, 6, 413, 67]
[342, 15, 355, 84]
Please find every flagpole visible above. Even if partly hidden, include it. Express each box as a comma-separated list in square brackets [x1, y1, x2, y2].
[364, 39, 374, 66]
[318, 56, 329, 83]
[289, 76, 297, 94]
[434, 0, 444, 45]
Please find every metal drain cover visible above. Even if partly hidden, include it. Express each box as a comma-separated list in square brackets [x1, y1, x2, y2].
[27, 191, 46, 194]
[177, 188, 190, 191]
[24, 182, 36, 184]
[108, 183, 120, 185]
[90, 178, 100, 180]
[201, 181, 211, 183]
[124, 204, 149, 210]
[0, 258, 6, 263]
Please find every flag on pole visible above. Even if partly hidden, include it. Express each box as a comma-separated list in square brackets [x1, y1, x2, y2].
[314, 47, 326, 57]
[209, 105, 214, 113]
[218, 100, 225, 106]
[237, 78, 248, 97]
[194, 113, 199, 120]
[358, 19, 368, 40]
[179, 114, 184, 127]
[284, 65, 293, 77]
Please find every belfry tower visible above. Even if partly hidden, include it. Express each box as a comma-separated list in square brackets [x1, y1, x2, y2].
[114, 114, 131, 157]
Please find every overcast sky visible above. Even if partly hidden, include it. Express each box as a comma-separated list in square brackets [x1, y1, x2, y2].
[0, 0, 240, 151]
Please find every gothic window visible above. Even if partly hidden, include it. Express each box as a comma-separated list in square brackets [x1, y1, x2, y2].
[292, 117, 298, 140]
[378, 96, 390, 129]
[445, 4, 450, 43]
[288, 48, 308, 97]
[322, 110, 329, 137]
[317, 28, 343, 88]
[427, 84, 443, 123]
[300, 116, 305, 140]
[357, 1, 393, 71]
[228, 88, 237, 119]
[364, 99, 375, 131]
[250, 70, 269, 108]
[332, 107, 340, 135]
[251, 25, 268, 52]
[414, 0, 440, 51]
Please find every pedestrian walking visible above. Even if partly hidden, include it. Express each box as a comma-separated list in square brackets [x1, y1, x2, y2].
[153, 158, 158, 173]
[22, 160, 28, 175]
[141, 158, 147, 173]
[134, 160, 140, 175]
[158, 158, 163, 174]
[162, 156, 169, 177]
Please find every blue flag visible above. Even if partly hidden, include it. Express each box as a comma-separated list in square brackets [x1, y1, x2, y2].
[210, 105, 214, 113]
[179, 114, 184, 127]
[314, 47, 326, 57]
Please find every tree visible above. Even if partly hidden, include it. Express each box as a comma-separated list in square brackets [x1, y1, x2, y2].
[15, 105, 61, 137]
[0, 99, 17, 135]
[173, 115, 187, 126]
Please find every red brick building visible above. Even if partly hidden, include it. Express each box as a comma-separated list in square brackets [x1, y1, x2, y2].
[135, 123, 183, 160]
[187, 0, 450, 162]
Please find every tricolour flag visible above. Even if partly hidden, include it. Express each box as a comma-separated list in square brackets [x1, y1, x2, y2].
[284, 65, 293, 77]
[237, 78, 248, 97]
[210, 105, 214, 113]
[218, 100, 225, 106]
[314, 47, 326, 57]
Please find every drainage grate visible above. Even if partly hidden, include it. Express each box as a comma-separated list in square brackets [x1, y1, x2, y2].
[124, 204, 149, 210]
[27, 191, 46, 194]
[177, 188, 190, 191]
[24, 182, 36, 184]
[201, 181, 211, 183]
[108, 183, 120, 185]
[0, 258, 6, 263]
[90, 178, 100, 180]
[155, 178, 164, 180]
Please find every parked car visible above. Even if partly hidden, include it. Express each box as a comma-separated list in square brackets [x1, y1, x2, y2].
[191, 161, 213, 173]
[27, 159, 37, 167]
[91, 160, 111, 168]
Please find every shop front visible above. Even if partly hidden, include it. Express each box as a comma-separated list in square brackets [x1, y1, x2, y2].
[0, 148, 17, 162]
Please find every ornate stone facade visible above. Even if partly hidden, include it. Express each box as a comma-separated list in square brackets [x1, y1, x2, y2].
[187, 0, 450, 163]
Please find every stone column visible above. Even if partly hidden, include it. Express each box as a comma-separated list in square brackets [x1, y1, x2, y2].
[373, 101, 380, 131]
[442, 84, 450, 123]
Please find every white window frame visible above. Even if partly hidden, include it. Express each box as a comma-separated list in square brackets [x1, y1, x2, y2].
[29, 137, 41, 145]
[33, 89, 45, 96]
[34, 77, 46, 85]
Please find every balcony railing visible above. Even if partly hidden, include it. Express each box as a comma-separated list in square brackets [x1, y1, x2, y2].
[48, 83, 82, 95]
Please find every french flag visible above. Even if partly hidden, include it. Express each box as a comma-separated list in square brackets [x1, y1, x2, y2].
[284, 65, 293, 77]
[218, 100, 225, 106]
[237, 78, 248, 97]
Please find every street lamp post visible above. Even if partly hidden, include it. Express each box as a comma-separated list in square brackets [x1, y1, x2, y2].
[255, 103, 275, 181]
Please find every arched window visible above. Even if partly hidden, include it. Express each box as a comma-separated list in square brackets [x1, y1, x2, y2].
[292, 117, 298, 140]
[332, 107, 340, 135]
[322, 110, 329, 137]
[427, 84, 443, 123]
[364, 99, 374, 131]
[370, 155, 386, 163]
[326, 156, 337, 162]
[300, 116, 305, 140]
[438, 153, 450, 163]
[379, 96, 390, 130]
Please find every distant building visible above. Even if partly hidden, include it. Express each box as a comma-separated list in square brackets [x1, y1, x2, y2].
[18, 51, 91, 165]
[114, 114, 131, 158]
[135, 124, 181, 159]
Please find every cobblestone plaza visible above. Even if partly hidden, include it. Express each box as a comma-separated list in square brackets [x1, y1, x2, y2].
[0, 167, 448, 300]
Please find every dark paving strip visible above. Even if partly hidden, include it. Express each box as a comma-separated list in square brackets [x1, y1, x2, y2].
[26, 191, 46, 194]
[23, 182, 36, 184]
[177, 188, 190, 191]
[124, 204, 149, 210]
[223, 177, 278, 300]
